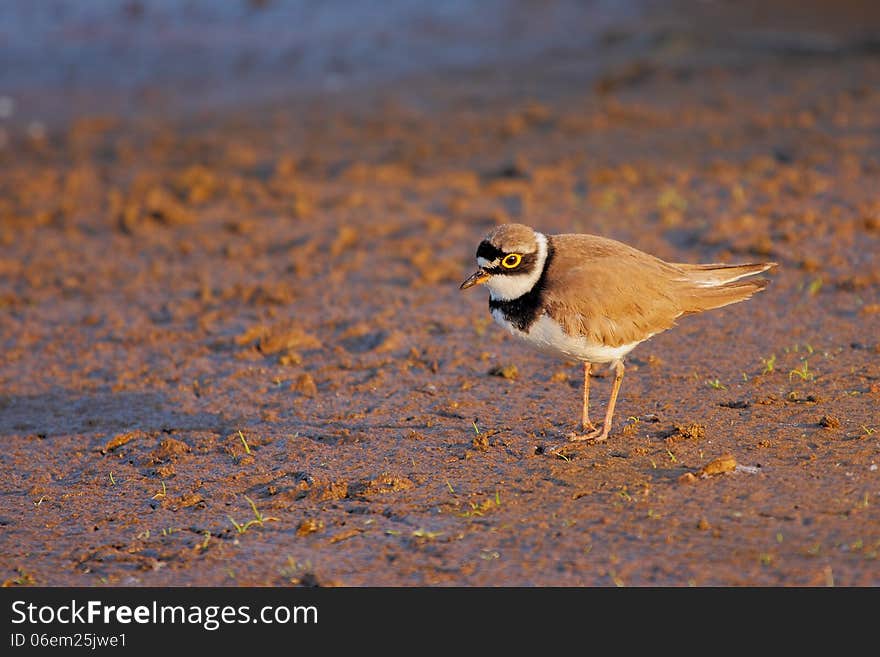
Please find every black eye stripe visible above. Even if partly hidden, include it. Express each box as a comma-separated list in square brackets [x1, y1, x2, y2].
[476, 241, 539, 274]
[477, 242, 537, 265]
[486, 251, 539, 275]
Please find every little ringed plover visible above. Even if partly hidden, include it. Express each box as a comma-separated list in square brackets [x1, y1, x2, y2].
[460, 223, 776, 450]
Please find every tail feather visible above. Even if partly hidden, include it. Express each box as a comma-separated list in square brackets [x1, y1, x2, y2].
[681, 277, 771, 314]
[674, 262, 776, 287]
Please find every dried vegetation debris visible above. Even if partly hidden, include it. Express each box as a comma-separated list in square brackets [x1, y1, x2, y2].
[678, 453, 738, 484]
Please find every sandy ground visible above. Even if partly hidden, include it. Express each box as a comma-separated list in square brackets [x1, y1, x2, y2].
[1, 1, 879, 586]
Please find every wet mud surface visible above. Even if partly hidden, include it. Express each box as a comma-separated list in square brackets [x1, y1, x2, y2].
[1, 2, 879, 586]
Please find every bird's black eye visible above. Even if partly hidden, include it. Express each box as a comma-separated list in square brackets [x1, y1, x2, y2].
[501, 253, 522, 269]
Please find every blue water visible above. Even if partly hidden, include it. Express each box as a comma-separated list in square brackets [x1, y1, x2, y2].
[0, 0, 642, 121]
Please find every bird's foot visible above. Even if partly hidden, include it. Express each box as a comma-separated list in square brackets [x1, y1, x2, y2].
[568, 422, 602, 440]
[565, 429, 609, 443]
[542, 425, 609, 457]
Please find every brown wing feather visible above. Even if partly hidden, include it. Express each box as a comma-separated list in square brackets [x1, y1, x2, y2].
[542, 234, 689, 347]
[541, 234, 774, 348]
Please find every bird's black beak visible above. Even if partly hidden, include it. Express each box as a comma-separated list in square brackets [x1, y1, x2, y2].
[459, 269, 490, 290]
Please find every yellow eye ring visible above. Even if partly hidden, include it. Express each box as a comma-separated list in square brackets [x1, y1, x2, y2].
[501, 253, 522, 269]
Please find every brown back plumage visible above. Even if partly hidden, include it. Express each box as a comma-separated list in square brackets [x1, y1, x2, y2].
[541, 233, 775, 348]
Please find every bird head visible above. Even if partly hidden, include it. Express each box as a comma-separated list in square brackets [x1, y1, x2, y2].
[460, 223, 547, 301]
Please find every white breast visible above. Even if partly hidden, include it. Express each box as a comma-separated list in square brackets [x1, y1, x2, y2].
[491, 309, 645, 364]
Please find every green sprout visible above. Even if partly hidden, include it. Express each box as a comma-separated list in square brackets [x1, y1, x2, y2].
[238, 430, 251, 455]
[789, 360, 814, 382]
[228, 495, 279, 534]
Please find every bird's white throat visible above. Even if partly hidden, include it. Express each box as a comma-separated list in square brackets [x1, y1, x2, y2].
[486, 232, 548, 301]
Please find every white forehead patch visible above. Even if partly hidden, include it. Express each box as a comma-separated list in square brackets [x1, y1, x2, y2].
[477, 256, 499, 269]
